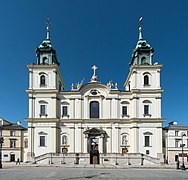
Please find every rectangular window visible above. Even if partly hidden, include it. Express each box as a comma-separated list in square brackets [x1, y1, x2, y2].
[145, 136, 150, 146]
[0, 130, 2, 136]
[175, 139, 180, 147]
[10, 140, 16, 148]
[144, 105, 149, 115]
[40, 105, 46, 115]
[24, 139, 28, 148]
[10, 130, 16, 136]
[146, 150, 149, 155]
[175, 131, 179, 136]
[122, 106, 127, 116]
[62, 106, 68, 116]
[40, 136, 45, 146]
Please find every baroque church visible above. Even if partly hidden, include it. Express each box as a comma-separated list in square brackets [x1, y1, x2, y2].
[25, 19, 165, 164]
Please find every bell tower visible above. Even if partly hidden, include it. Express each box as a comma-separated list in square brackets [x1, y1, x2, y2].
[36, 19, 60, 66]
[26, 20, 65, 162]
[124, 18, 164, 159]
[129, 17, 154, 66]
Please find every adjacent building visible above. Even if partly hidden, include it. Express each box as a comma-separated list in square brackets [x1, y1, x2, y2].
[25, 19, 165, 164]
[163, 121, 188, 165]
[0, 118, 27, 162]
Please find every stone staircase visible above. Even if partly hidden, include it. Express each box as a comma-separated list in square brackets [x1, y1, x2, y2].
[33, 153, 163, 166]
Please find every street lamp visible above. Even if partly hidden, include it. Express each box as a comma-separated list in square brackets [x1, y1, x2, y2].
[0, 136, 4, 169]
[180, 132, 186, 170]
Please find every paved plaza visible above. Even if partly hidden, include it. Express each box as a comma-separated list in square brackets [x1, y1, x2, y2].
[0, 164, 188, 180]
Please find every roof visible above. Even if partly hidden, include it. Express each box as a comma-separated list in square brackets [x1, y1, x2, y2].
[163, 125, 188, 130]
[0, 124, 27, 131]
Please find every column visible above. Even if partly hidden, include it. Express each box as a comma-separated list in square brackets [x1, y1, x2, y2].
[69, 126, 75, 153]
[156, 97, 161, 118]
[29, 70, 33, 89]
[51, 126, 57, 153]
[27, 124, 35, 162]
[100, 96, 104, 119]
[157, 127, 162, 155]
[99, 134, 104, 153]
[84, 134, 88, 153]
[130, 126, 139, 153]
[70, 98, 75, 119]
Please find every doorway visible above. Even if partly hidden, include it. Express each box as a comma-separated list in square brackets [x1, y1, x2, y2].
[10, 154, 15, 162]
[90, 149, 99, 164]
[89, 137, 99, 164]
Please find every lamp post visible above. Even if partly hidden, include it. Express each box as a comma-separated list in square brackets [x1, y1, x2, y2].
[0, 136, 4, 169]
[180, 133, 186, 170]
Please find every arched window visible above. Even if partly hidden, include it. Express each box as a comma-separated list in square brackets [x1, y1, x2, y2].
[40, 75, 46, 86]
[90, 101, 99, 118]
[144, 75, 149, 85]
[141, 56, 149, 65]
[62, 135, 68, 145]
[42, 57, 48, 65]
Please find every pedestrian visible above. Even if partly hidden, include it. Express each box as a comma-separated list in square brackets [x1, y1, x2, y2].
[16, 158, 20, 165]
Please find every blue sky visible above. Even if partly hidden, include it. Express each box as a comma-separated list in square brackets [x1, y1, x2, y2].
[0, 0, 188, 127]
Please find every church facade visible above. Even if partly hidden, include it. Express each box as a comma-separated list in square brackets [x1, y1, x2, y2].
[25, 19, 165, 164]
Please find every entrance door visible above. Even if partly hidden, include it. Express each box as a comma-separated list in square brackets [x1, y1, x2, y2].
[89, 137, 100, 164]
[90, 150, 99, 164]
[10, 154, 15, 162]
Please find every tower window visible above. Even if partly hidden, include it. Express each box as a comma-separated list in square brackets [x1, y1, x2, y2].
[144, 105, 149, 115]
[42, 57, 48, 65]
[144, 75, 149, 85]
[62, 106, 68, 117]
[39, 136, 45, 146]
[122, 106, 128, 117]
[40, 75, 46, 86]
[90, 101, 99, 118]
[40, 105, 46, 115]
[141, 56, 149, 65]
[145, 136, 150, 146]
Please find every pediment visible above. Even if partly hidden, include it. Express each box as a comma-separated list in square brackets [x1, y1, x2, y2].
[143, 131, 153, 135]
[38, 131, 48, 135]
[83, 127, 106, 135]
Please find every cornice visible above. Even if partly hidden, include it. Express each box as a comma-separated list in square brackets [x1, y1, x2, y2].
[26, 89, 59, 94]
[25, 118, 59, 123]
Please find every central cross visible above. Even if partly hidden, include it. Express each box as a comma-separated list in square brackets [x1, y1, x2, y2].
[92, 65, 97, 76]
